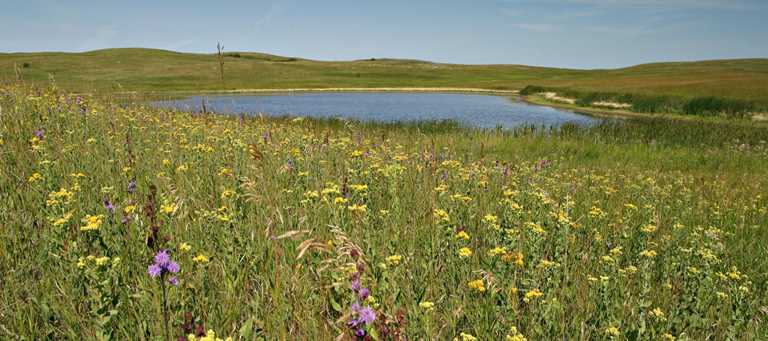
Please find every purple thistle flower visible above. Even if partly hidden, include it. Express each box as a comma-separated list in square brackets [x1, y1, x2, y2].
[348, 301, 376, 338]
[127, 179, 137, 194]
[148, 250, 180, 279]
[358, 288, 370, 301]
[155, 250, 171, 264]
[351, 278, 361, 292]
[34, 129, 44, 139]
[168, 276, 179, 286]
[166, 261, 180, 273]
[148, 264, 162, 277]
[103, 197, 115, 215]
[357, 306, 376, 325]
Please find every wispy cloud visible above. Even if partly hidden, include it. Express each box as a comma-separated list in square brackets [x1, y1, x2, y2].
[511, 23, 559, 32]
[252, 1, 285, 31]
[78, 25, 118, 51]
[553, 0, 757, 10]
[165, 39, 195, 51]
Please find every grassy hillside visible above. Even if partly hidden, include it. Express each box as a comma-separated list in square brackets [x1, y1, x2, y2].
[2, 48, 767, 104]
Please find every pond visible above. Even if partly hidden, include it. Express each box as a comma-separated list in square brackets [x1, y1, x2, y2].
[152, 92, 599, 129]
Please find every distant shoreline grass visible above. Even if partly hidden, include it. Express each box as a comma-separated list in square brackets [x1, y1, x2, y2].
[119, 87, 519, 95]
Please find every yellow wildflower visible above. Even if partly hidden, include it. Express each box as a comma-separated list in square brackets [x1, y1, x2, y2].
[193, 254, 210, 264]
[505, 327, 527, 341]
[386, 254, 402, 266]
[419, 301, 435, 310]
[523, 288, 543, 302]
[94, 256, 110, 266]
[52, 211, 73, 227]
[456, 332, 477, 341]
[28, 172, 43, 183]
[467, 279, 486, 293]
[458, 247, 472, 258]
[433, 209, 450, 223]
[639, 249, 657, 258]
[488, 246, 507, 256]
[160, 203, 177, 215]
[348, 204, 367, 213]
[502, 251, 525, 267]
[187, 330, 233, 341]
[456, 230, 470, 240]
[221, 189, 235, 199]
[80, 214, 104, 231]
[605, 326, 620, 337]
[649, 307, 665, 320]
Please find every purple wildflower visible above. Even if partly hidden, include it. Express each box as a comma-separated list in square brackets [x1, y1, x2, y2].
[103, 197, 115, 214]
[357, 306, 376, 325]
[168, 276, 179, 286]
[147, 250, 180, 278]
[127, 179, 137, 194]
[348, 302, 376, 337]
[148, 264, 162, 277]
[34, 129, 44, 139]
[358, 288, 370, 301]
[155, 250, 171, 264]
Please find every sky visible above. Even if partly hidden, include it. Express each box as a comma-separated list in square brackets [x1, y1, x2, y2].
[1, 0, 766, 69]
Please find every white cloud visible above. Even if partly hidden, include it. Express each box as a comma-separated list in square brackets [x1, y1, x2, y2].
[511, 23, 559, 32]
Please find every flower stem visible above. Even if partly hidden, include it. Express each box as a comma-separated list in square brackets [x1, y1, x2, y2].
[161, 276, 170, 341]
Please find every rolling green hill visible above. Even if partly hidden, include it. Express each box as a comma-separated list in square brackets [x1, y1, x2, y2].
[1, 48, 767, 104]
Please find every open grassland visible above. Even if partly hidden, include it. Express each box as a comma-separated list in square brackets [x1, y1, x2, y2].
[1, 84, 767, 340]
[2, 48, 768, 106]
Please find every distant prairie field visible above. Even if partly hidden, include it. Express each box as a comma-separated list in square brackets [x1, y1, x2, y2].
[2, 48, 768, 106]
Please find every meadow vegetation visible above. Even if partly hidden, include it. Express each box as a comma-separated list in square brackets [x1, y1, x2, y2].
[1, 83, 767, 340]
[520, 85, 765, 118]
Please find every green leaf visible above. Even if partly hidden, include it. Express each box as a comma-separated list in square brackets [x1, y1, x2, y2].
[330, 295, 342, 313]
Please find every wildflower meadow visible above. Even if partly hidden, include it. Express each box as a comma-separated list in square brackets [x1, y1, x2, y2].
[1, 84, 767, 340]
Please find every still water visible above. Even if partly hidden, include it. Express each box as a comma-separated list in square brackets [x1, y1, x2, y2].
[153, 92, 598, 129]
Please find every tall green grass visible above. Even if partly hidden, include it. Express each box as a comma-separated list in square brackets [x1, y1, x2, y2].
[521, 85, 765, 117]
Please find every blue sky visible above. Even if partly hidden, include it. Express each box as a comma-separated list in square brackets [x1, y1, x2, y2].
[1, 0, 766, 68]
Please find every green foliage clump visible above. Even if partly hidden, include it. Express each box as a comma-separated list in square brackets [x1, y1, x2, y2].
[524, 85, 761, 117]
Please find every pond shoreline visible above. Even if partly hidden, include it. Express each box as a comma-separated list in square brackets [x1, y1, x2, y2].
[151, 90, 598, 129]
[124, 87, 518, 96]
[131, 87, 764, 125]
